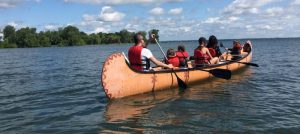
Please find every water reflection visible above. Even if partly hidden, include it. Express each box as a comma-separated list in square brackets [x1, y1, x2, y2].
[100, 89, 181, 133]
[104, 89, 180, 123]
[100, 68, 254, 133]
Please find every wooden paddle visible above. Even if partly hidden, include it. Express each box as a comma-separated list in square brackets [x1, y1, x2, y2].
[226, 60, 259, 67]
[172, 69, 188, 90]
[152, 34, 187, 90]
[220, 42, 259, 67]
[195, 68, 232, 80]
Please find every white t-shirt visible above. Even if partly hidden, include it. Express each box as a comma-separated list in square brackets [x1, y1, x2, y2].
[141, 48, 153, 70]
[141, 48, 153, 60]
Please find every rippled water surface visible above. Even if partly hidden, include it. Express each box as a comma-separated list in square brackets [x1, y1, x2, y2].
[1, 38, 300, 133]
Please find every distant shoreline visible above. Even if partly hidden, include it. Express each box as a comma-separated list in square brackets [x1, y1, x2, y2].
[161, 37, 300, 43]
[1, 37, 299, 49]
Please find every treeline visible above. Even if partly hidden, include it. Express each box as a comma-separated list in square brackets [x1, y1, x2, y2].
[0, 25, 159, 48]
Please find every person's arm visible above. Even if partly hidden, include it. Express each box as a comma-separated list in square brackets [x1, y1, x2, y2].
[205, 48, 214, 60]
[149, 56, 173, 69]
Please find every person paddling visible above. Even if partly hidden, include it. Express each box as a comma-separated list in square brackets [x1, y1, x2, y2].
[194, 37, 219, 65]
[128, 33, 173, 71]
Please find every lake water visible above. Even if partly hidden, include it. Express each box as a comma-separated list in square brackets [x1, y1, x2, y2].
[1, 38, 300, 133]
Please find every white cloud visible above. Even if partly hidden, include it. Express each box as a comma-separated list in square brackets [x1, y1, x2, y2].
[202, 16, 239, 24]
[168, 8, 183, 15]
[98, 6, 125, 22]
[292, 0, 300, 5]
[64, 0, 183, 5]
[0, 0, 22, 8]
[228, 16, 239, 22]
[265, 7, 284, 17]
[91, 27, 109, 33]
[245, 25, 254, 32]
[149, 7, 164, 15]
[223, 0, 279, 15]
[44, 24, 59, 31]
[7, 21, 19, 27]
[261, 25, 272, 30]
[258, 24, 283, 31]
[203, 17, 221, 24]
[0, 0, 40, 8]
[82, 14, 97, 21]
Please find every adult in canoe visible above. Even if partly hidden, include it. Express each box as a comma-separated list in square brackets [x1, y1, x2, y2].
[194, 37, 219, 65]
[128, 33, 173, 71]
[207, 35, 222, 57]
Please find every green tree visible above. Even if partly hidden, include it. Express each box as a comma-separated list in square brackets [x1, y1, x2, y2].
[45, 30, 61, 45]
[118, 29, 132, 43]
[60, 26, 84, 46]
[38, 32, 51, 47]
[1, 24, 154, 48]
[86, 33, 101, 44]
[15, 27, 39, 47]
[3, 25, 16, 44]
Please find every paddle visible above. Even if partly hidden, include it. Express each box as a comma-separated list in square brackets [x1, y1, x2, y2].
[195, 68, 232, 80]
[220, 42, 259, 67]
[151, 33, 187, 90]
[172, 69, 188, 90]
[227, 60, 259, 67]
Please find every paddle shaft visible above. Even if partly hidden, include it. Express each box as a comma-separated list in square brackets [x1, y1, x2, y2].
[152, 34, 187, 89]
[227, 60, 259, 67]
[153, 38, 168, 61]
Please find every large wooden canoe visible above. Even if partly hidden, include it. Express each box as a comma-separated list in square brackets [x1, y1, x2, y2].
[101, 44, 253, 99]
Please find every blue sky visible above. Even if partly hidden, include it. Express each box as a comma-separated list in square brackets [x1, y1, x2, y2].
[0, 0, 300, 41]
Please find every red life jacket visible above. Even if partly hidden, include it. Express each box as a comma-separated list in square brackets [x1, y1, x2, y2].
[208, 48, 216, 57]
[194, 49, 209, 64]
[166, 56, 180, 67]
[231, 44, 243, 55]
[176, 51, 189, 62]
[128, 45, 143, 71]
[176, 51, 189, 67]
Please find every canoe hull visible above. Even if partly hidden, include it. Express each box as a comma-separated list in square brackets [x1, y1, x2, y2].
[101, 47, 252, 99]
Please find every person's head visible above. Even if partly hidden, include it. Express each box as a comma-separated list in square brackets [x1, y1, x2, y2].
[198, 37, 207, 47]
[233, 40, 241, 47]
[167, 48, 176, 57]
[177, 45, 186, 52]
[133, 33, 144, 46]
[207, 35, 218, 48]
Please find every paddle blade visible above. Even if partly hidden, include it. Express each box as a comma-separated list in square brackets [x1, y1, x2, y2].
[240, 62, 259, 67]
[176, 76, 187, 90]
[209, 69, 232, 80]
[173, 72, 187, 90]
